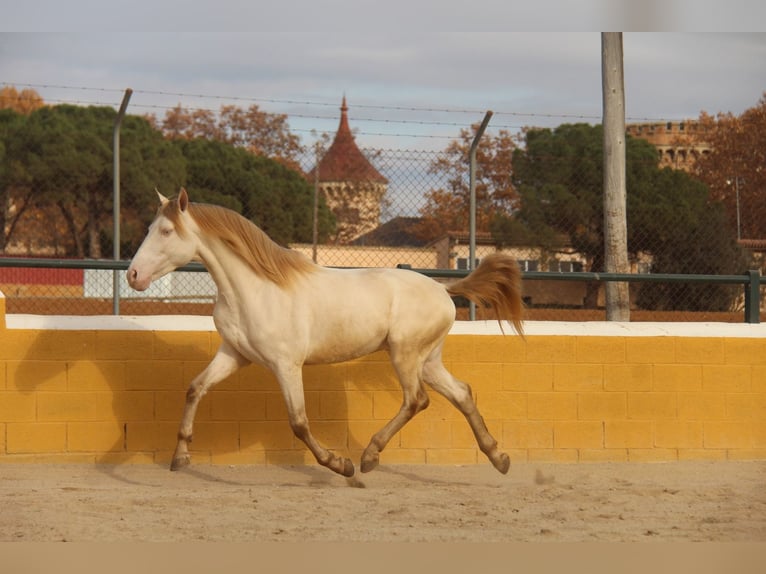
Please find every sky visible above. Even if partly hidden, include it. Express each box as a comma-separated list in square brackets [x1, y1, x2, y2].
[1, 3, 765, 152]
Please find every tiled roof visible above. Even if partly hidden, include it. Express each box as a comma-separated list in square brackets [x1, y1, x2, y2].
[308, 97, 388, 184]
[351, 217, 428, 247]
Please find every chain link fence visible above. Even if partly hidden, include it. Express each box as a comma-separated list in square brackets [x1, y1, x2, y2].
[0, 107, 764, 321]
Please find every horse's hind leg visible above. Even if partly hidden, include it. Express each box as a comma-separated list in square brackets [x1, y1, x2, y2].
[275, 364, 355, 477]
[422, 353, 510, 474]
[361, 352, 429, 473]
[171, 341, 249, 471]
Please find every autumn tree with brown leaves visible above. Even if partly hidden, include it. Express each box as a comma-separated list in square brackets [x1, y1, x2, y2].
[693, 93, 766, 241]
[0, 86, 45, 114]
[151, 104, 304, 170]
[416, 126, 518, 241]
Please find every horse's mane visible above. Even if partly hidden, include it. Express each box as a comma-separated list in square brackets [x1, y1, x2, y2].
[162, 198, 317, 287]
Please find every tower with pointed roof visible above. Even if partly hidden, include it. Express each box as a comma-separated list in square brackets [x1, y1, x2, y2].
[309, 97, 388, 244]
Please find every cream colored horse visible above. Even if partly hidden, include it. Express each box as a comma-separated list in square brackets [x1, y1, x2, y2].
[128, 188, 524, 477]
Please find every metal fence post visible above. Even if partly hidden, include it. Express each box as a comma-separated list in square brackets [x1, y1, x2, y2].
[744, 269, 761, 324]
[468, 111, 493, 321]
[112, 88, 132, 315]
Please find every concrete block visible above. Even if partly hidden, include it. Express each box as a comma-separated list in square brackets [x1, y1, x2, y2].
[125, 421, 178, 451]
[553, 363, 603, 391]
[725, 393, 766, 420]
[704, 421, 754, 449]
[319, 390, 373, 421]
[67, 422, 124, 452]
[577, 392, 627, 420]
[110, 391, 158, 421]
[678, 392, 727, 421]
[724, 339, 766, 365]
[7, 422, 67, 453]
[604, 420, 653, 448]
[603, 364, 652, 392]
[625, 337, 675, 364]
[451, 362, 503, 391]
[524, 336, 576, 364]
[67, 361, 126, 391]
[126, 360, 185, 390]
[652, 364, 702, 392]
[502, 362, 553, 392]
[474, 335, 525, 363]
[627, 392, 677, 420]
[675, 338, 725, 365]
[153, 331, 211, 361]
[7, 360, 67, 392]
[476, 391, 527, 421]
[553, 421, 603, 448]
[702, 365, 751, 392]
[240, 421, 295, 450]
[527, 392, 577, 420]
[502, 421, 553, 449]
[0, 392, 36, 422]
[96, 332, 153, 360]
[576, 337, 625, 364]
[210, 391, 267, 421]
[400, 419, 452, 449]
[654, 421, 703, 448]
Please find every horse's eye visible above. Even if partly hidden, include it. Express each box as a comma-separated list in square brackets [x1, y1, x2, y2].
[161, 228, 173, 237]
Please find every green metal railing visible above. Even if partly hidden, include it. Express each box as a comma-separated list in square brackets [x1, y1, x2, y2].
[0, 258, 763, 323]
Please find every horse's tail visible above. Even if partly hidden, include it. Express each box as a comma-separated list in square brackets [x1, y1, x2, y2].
[446, 252, 524, 336]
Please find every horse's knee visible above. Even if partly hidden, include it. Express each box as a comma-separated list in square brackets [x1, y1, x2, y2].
[288, 414, 310, 440]
[402, 388, 429, 417]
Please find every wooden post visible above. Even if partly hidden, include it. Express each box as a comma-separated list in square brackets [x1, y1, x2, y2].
[601, 33, 631, 321]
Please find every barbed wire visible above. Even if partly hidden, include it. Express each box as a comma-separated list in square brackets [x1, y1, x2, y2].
[3, 81, 709, 125]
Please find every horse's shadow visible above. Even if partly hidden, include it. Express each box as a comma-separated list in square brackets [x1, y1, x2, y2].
[9, 327, 400, 481]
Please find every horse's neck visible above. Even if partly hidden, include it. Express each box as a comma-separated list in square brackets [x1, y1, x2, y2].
[197, 236, 267, 302]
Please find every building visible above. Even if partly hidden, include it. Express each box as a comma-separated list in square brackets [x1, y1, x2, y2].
[307, 97, 388, 244]
[626, 120, 711, 172]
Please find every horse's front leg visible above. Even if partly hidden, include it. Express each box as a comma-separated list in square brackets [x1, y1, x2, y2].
[171, 342, 249, 471]
[275, 364, 355, 477]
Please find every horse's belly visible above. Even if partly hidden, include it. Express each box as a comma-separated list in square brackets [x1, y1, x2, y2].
[304, 322, 388, 364]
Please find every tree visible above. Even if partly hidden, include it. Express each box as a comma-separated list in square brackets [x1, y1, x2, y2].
[629, 167, 745, 311]
[496, 123, 744, 311]
[152, 103, 304, 170]
[416, 126, 518, 241]
[173, 138, 334, 247]
[693, 93, 766, 240]
[0, 86, 45, 114]
[0, 105, 184, 257]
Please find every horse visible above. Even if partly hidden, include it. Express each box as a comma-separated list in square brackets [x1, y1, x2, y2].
[127, 188, 524, 477]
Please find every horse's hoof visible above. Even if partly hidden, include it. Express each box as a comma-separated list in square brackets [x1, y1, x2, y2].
[492, 452, 511, 475]
[360, 454, 379, 474]
[340, 458, 355, 478]
[170, 455, 190, 471]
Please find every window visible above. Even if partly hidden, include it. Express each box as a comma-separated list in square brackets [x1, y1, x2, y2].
[552, 260, 583, 273]
[518, 260, 539, 272]
[456, 257, 480, 270]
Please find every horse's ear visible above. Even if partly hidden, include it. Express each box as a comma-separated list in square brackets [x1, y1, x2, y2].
[178, 187, 189, 212]
[156, 188, 170, 206]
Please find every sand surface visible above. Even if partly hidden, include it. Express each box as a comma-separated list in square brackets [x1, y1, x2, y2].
[2, 461, 765, 542]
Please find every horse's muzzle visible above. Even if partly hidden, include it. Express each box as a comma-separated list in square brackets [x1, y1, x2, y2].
[127, 267, 150, 291]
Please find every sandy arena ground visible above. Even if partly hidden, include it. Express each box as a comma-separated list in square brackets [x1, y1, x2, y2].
[1, 460, 765, 543]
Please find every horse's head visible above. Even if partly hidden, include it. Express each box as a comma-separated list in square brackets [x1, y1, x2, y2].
[127, 187, 199, 291]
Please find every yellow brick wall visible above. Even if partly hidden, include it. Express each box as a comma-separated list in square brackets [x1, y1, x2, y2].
[0, 303, 765, 466]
